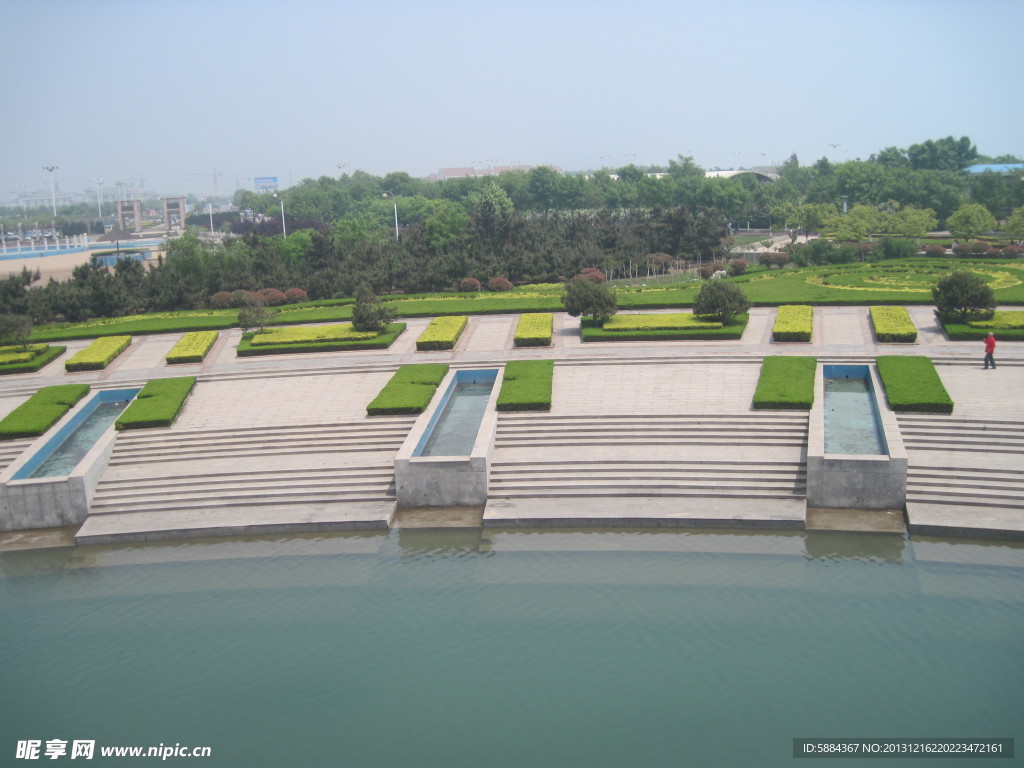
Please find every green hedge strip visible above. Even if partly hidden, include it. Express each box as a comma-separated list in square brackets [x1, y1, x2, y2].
[0, 345, 66, 375]
[581, 314, 748, 341]
[514, 313, 553, 347]
[752, 356, 816, 410]
[0, 384, 91, 440]
[875, 356, 953, 413]
[116, 377, 198, 430]
[416, 316, 468, 351]
[870, 306, 918, 343]
[367, 364, 450, 415]
[772, 305, 813, 342]
[497, 359, 554, 411]
[166, 331, 219, 364]
[237, 323, 406, 356]
[65, 336, 131, 371]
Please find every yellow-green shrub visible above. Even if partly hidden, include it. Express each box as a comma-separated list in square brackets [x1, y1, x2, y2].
[249, 323, 377, 347]
[870, 306, 917, 343]
[416, 316, 468, 350]
[601, 313, 722, 332]
[65, 336, 131, 371]
[772, 305, 812, 342]
[514, 313, 553, 347]
[166, 331, 219, 364]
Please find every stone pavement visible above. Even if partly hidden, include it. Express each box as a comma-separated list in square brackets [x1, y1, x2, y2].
[0, 306, 1021, 542]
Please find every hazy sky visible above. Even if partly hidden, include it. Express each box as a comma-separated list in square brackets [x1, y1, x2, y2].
[3, 0, 1022, 200]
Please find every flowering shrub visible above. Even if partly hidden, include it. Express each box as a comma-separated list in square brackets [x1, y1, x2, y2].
[870, 306, 918, 342]
[772, 305, 813, 342]
[459, 277, 482, 292]
[488, 276, 513, 292]
[284, 287, 308, 303]
[209, 291, 233, 309]
[576, 267, 606, 283]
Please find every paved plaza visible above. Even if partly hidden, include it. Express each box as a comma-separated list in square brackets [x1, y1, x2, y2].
[0, 306, 1021, 544]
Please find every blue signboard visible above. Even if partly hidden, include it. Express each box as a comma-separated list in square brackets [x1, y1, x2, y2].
[254, 176, 278, 191]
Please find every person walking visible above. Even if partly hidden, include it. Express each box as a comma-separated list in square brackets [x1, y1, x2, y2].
[983, 332, 997, 369]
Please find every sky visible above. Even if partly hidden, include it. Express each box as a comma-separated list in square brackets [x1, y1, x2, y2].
[2, 0, 1022, 201]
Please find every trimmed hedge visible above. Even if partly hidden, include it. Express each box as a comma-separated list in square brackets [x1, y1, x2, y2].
[514, 313, 553, 347]
[249, 323, 376, 346]
[875, 356, 953, 413]
[166, 331, 219, 364]
[0, 384, 91, 440]
[968, 310, 1024, 330]
[939, 317, 1024, 341]
[416, 315, 468, 351]
[116, 377, 198, 430]
[772, 305, 812, 342]
[31, 311, 237, 342]
[237, 323, 406, 356]
[496, 359, 554, 411]
[65, 336, 131, 371]
[752, 356, 816, 410]
[601, 313, 722, 332]
[581, 314, 748, 341]
[0, 344, 66, 375]
[366, 364, 449, 415]
[870, 306, 917, 343]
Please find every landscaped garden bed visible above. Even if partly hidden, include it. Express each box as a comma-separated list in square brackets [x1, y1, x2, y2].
[513, 313, 553, 347]
[869, 306, 917, 342]
[942, 310, 1024, 341]
[31, 311, 238, 342]
[0, 384, 90, 440]
[166, 331, 219, 364]
[0, 344, 66, 375]
[875, 356, 953, 413]
[772, 306, 812, 342]
[116, 377, 198, 430]
[65, 336, 132, 371]
[496, 359, 554, 411]
[236, 323, 406, 356]
[752, 356, 816, 410]
[366, 364, 449, 415]
[416, 316, 468, 351]
[581, 313, 747, 341]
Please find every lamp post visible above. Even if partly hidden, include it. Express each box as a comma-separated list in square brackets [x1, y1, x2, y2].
[43, 166, 58, 216]
[382, 192, 399, 239]
[91, 177, 104, 219]
[273, 192, 286, 237]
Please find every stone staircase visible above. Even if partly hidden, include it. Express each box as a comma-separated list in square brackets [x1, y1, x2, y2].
[76, 418, 415, 542]
[898, 414, 1024, 536]
[0, 438, 33, 474]
[484, 412, 809, 527]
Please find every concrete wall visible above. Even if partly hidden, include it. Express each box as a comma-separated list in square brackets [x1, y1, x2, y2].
[394, 367, 504, 507]
[806, 363, 908, 511]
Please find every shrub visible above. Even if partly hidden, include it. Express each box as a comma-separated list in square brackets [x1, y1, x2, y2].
[116, 377, 197, 430]
[250, 323, 376, 346]
[459, 277, 481, 292]
[0, 384, 90, 440]
[209, 291, 234, 309]
[772, 305, 813, 342]
[697, 265, 715, 280]
[259, 288, 287, 306]
[727, 259, 747, 276]
[231, 289, 256, 308]
[922, 244, 947, 257]
[869, 306, 918, 343]
[693, 281, 750, 323]
[966, 240, 989, 255]
[352, 285, 393, 333]
[237, 301, 277, 331]
[878, 237, 918, 260]
[237, 323, 406, 356]
[416, 315, 468, 351]
[65, 336, 131, 371]
[985, 247, 1003, 258]
[581, 314, 747, 342]
[166, 331, 219, 363]
[1001, 245, 1022, 258]
[284, 287, 308, 303]
[497, 359, 554, 411]
[576, 267, 606, 283]
[366, 364, 449, 415]
[562, 275, 617, 324]
[488, 276, 513, 291]
[0, 344, 66, 375]
[752, 356, 816, 410]
[932, 271, 995, 322]
[602, 313, 721, 332]
[967, 310, 1024, 329]
[514, 313, 553, 347]
[875, 356, 953, 413]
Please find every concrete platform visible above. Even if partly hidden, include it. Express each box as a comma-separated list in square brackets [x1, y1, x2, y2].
[906, 502, 1024, 540]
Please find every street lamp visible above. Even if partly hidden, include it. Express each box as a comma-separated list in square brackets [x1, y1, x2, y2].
[43, 166, 58, 216]
[273, 192, 286, 237]
[382, 192, 399, 239]
[91, 177, 104, 218]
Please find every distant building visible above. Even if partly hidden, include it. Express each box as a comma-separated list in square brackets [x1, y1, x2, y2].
[705, 166, 780, 182]
[425, 164, 558, 181]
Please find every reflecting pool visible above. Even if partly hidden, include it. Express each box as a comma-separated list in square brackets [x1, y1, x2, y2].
[1, 528, 1021, 767]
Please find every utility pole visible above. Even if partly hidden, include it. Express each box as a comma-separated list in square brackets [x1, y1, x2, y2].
[43, 166, 58, 215]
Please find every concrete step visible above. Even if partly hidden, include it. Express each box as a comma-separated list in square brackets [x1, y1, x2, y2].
[495, 436, 806, 448]
[94, 475, 394, 503]
[490, 463, 805, 477]
[114, 419, 414, 444]
[89, 488, 396, 516]
[0, 439, 32, 472]
[487, 487, 806, 500]
[108, 440, 406, 466]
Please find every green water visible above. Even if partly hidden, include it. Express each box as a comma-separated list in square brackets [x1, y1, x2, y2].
[1, 529, 1021, 767]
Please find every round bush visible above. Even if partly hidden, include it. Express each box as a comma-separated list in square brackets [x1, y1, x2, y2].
[923, 244, 947, 257]
[697, 265, 715, 280]
[209, 291, 233, 309]
[1001, 245, 1021, 258]
[576, 267, 606, 283]
[231, 289, 256, 308]
[259, 288, 287, 306]
[727, 259, 747, 276]
[459, 277, 481, 292]
[284, 287, 308, 303]
[488, 276, 513, 292]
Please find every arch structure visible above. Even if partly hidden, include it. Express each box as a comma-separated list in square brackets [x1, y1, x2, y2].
[704, 167, 780, 182]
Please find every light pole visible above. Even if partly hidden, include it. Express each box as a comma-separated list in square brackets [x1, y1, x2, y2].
[91, 177, 104, 219]
[273, 192, 286, 237]
[382, 192, 399, 239]
[43, 166, 58, 216]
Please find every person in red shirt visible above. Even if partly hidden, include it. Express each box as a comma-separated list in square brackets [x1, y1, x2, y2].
[984, 332, 997, 369]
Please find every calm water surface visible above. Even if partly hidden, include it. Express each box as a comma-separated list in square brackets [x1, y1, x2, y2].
[421, 382, 493, 456]
[825, 378, 886, 455]
[30, 402, 130, 478]
[1, 528, 1021, 767]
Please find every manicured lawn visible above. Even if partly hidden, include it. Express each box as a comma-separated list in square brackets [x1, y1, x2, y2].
[875, 356, 953, 413]
[366, 364, 449, 415]
[497, 359, 554, 411]
[0, 384, 91, 440]
[752, 356, 816, 410]
[116, 377, 198, 430]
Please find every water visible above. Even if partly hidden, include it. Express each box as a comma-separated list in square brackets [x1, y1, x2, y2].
[825, 378, 886, 455]
[1, 529, 1020, 767]
[420, 382, 493, 456]
[30, 402, 130, 478]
